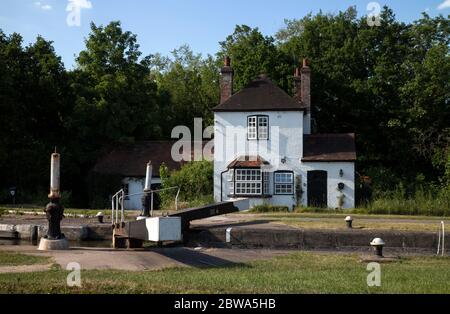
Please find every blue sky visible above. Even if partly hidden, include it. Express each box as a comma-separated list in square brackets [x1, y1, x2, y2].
[1, 0, 449, 69]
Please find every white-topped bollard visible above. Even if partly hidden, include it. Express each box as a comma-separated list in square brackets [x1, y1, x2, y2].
[49, 152, 60, 199]
[38, 151, 69, 251]
[345, 216, 353, 229]
[370, 238, 385, 257]
[141, 161, 153, 218]
[96, 212, 104, 224]
[144, 161, 153, 191]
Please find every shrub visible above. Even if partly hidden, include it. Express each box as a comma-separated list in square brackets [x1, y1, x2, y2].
[365, 185, 450, 216]
[159, 161, 213, 209]
[250, 204, 290, 213]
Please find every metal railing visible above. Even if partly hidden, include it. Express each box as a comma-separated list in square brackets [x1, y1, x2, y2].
[111, 189, 125, 225]
[111, 187, 180, 224]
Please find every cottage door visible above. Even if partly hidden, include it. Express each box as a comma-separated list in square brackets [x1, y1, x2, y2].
[307, 171, 327, 208]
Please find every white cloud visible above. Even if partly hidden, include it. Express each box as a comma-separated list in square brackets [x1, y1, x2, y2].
[35, 1, 52, 11]
[437, 0, 450, 9]
[68, 0, 93, 10]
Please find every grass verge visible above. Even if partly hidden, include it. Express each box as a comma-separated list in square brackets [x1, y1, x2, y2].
[0, 252, 449, 293]
[0, 252, 52, 267]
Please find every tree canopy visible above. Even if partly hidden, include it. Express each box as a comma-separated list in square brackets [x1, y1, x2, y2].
[0, 7, 448, 207]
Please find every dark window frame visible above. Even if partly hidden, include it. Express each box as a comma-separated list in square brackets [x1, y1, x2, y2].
[273, 171, 295, 195]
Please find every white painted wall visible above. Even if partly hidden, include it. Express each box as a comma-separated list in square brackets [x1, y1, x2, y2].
[214, 110, 356, 210]
[299, 162, 355, 209]
[122, 177, 162, 210]
[214, 110, 304, 205]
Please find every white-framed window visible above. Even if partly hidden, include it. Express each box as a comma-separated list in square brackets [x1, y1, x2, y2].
[247, 116, 257, 140]
[258, 116, 269, 140]
[248, 115, 269, 140]
[228, 169, 234, 194]
[274, 172, 294, 195]
[234, 169, 262, 195]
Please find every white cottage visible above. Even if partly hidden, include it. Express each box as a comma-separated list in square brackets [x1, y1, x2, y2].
[213, 57, 356, 210]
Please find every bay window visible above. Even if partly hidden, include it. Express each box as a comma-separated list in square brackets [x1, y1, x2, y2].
[235, 169, 262, 195]
[228, 168, 272, 196]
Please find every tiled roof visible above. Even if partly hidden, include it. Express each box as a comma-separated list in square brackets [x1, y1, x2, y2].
[93, 141, 212, 177]
[212, 75, 306, 112]
[227, 156, 270, 168]
[302, 134, 356, 162]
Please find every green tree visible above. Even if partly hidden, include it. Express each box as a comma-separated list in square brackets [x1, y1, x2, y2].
[219, 25, 283, 91]
[149, 45, 219, 134]
[0, 31, 73, 202]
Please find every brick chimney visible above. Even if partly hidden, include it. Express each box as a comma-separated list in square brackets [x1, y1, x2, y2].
[293, 58, 312, 134]
[301, 58, 311, 134]
[293, 67, 302, 103]
[300, 58, 311, 113]
[220, 56, 233, 104]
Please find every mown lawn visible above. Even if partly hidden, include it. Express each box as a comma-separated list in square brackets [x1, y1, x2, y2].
[238, 212, 449, 232]
[276, 219, 448, 232]
[0, 251, 52, 267]
[0, 252, 449, 294]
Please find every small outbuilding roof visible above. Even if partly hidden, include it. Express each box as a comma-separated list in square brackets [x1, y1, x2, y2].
[302, 133, 356, 162]
[93, 141, 211, 177]
[212, 75, 306, 112]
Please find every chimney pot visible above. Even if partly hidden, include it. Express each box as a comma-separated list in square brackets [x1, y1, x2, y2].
[220, 56, 233, 104]
[224, 56, 231, 67]
[303, 58, 310, 67]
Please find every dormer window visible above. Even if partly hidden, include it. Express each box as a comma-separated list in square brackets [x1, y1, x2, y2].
[248, 115, 269, 140]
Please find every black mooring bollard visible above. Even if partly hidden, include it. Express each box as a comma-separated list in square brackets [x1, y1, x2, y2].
[345, 216, 353, 228]
[96, 212, 104, 224]
[370, 238, 385, 257]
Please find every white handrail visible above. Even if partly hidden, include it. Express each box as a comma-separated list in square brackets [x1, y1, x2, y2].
[111, 189, 124, 225]
[111, 187, 180, 224]
[175, 188, 180, 211]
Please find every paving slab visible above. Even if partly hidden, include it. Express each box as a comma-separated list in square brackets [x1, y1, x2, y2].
[0, 245, 289, 272]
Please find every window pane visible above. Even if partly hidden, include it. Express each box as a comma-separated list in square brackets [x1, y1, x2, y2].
[274, 172, 294, 195]
[248, 116, 257, 140]
[258, 116, 269, 140]
[234, 168, 262, 195]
